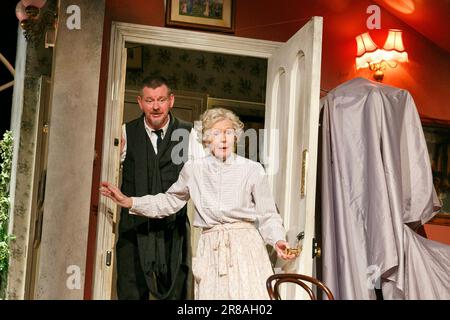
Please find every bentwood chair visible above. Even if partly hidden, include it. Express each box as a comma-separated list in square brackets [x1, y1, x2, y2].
[266, 273, 334, 300]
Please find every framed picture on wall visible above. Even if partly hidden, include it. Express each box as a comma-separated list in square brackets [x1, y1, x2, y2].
[166, 0, 235, 33]
[423, 124, 450, 226]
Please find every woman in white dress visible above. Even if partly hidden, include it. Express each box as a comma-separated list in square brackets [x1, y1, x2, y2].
[101, 108, 296, 299]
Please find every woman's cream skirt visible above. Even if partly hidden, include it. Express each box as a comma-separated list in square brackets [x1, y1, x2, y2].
[192, 222, 274, 300]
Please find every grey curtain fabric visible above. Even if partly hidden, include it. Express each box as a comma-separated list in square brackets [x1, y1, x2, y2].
[321, 77, 449, 299]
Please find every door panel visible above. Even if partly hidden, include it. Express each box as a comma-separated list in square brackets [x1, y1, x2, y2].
[268, 69, 288, 217]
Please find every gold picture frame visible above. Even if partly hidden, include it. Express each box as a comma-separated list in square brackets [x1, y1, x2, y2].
[166, 0, 235, 33]
[423, 124, 450, 226]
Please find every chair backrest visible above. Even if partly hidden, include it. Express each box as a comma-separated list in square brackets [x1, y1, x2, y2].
[266, 273, 334, 300]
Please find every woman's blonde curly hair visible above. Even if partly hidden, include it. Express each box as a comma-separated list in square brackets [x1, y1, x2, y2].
[195, 108, 244, 147]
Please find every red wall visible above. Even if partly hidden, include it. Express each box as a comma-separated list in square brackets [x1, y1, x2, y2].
[424, 224, 450, 246]
[234, 0, 450, 124]
[101, 1, 450, 123]
[231, 0, 450, 245]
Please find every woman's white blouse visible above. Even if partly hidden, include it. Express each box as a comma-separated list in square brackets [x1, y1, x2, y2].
[130, 154, 286, 247]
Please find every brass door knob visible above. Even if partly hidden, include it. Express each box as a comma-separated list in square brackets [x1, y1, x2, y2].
[312, 239, 321, 258]
[314, 246, 321, 258]
[285, 245, 302, 257]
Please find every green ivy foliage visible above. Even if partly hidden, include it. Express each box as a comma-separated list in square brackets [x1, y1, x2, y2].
[0, 131, 13, 299]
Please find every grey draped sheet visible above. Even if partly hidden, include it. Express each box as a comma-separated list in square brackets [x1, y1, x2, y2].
[321, 77, 449, 299]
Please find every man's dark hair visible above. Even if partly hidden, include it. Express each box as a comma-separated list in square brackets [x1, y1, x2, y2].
[140, 76, 172, 96]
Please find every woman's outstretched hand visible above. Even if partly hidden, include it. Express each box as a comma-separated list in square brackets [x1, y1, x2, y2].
[275, 240, 297, 260]
[100, 182, 133, 208]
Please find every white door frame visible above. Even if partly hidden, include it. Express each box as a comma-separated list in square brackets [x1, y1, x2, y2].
[94, 22, 284, 299]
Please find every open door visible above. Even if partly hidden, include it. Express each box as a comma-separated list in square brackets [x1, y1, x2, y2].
[264, 17, 323, 299]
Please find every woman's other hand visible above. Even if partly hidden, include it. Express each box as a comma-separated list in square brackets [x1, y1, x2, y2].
[275, 240, 297, 260]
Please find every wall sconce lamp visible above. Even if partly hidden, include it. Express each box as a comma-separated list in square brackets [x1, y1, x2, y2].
[15, 0, 57, 46]
[355, 29, 408, 81]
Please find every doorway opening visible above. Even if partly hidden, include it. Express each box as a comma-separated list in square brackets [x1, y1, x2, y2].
[94, 23, 282, 299]
[109, 43, 269, 299]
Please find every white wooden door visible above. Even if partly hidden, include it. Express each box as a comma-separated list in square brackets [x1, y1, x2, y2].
[264, 17, 323, 299]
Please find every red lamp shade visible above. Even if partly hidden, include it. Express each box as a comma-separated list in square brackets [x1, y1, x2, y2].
[382, 29, 408, 63]
[355, 32, 383, 70]
[355, 29, 408, 81]
[356, 32, 377, 56]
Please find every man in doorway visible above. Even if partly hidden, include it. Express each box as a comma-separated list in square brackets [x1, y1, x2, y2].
[117, 76, 192, 300]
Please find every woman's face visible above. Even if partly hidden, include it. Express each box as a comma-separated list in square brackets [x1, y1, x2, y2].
[206, 119, 236, 160]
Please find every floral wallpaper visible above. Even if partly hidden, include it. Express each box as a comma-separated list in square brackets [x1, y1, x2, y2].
[126, 44, 267, 103]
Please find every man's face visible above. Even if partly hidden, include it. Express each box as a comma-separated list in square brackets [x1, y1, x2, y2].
[137, 85, 174, 130]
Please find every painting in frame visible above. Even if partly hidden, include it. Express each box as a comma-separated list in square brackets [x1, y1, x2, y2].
[166, 0, 235, 33]
[423, 124, 450, 226]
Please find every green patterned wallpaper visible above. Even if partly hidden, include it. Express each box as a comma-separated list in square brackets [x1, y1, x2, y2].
[126, 44, 267, 103]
